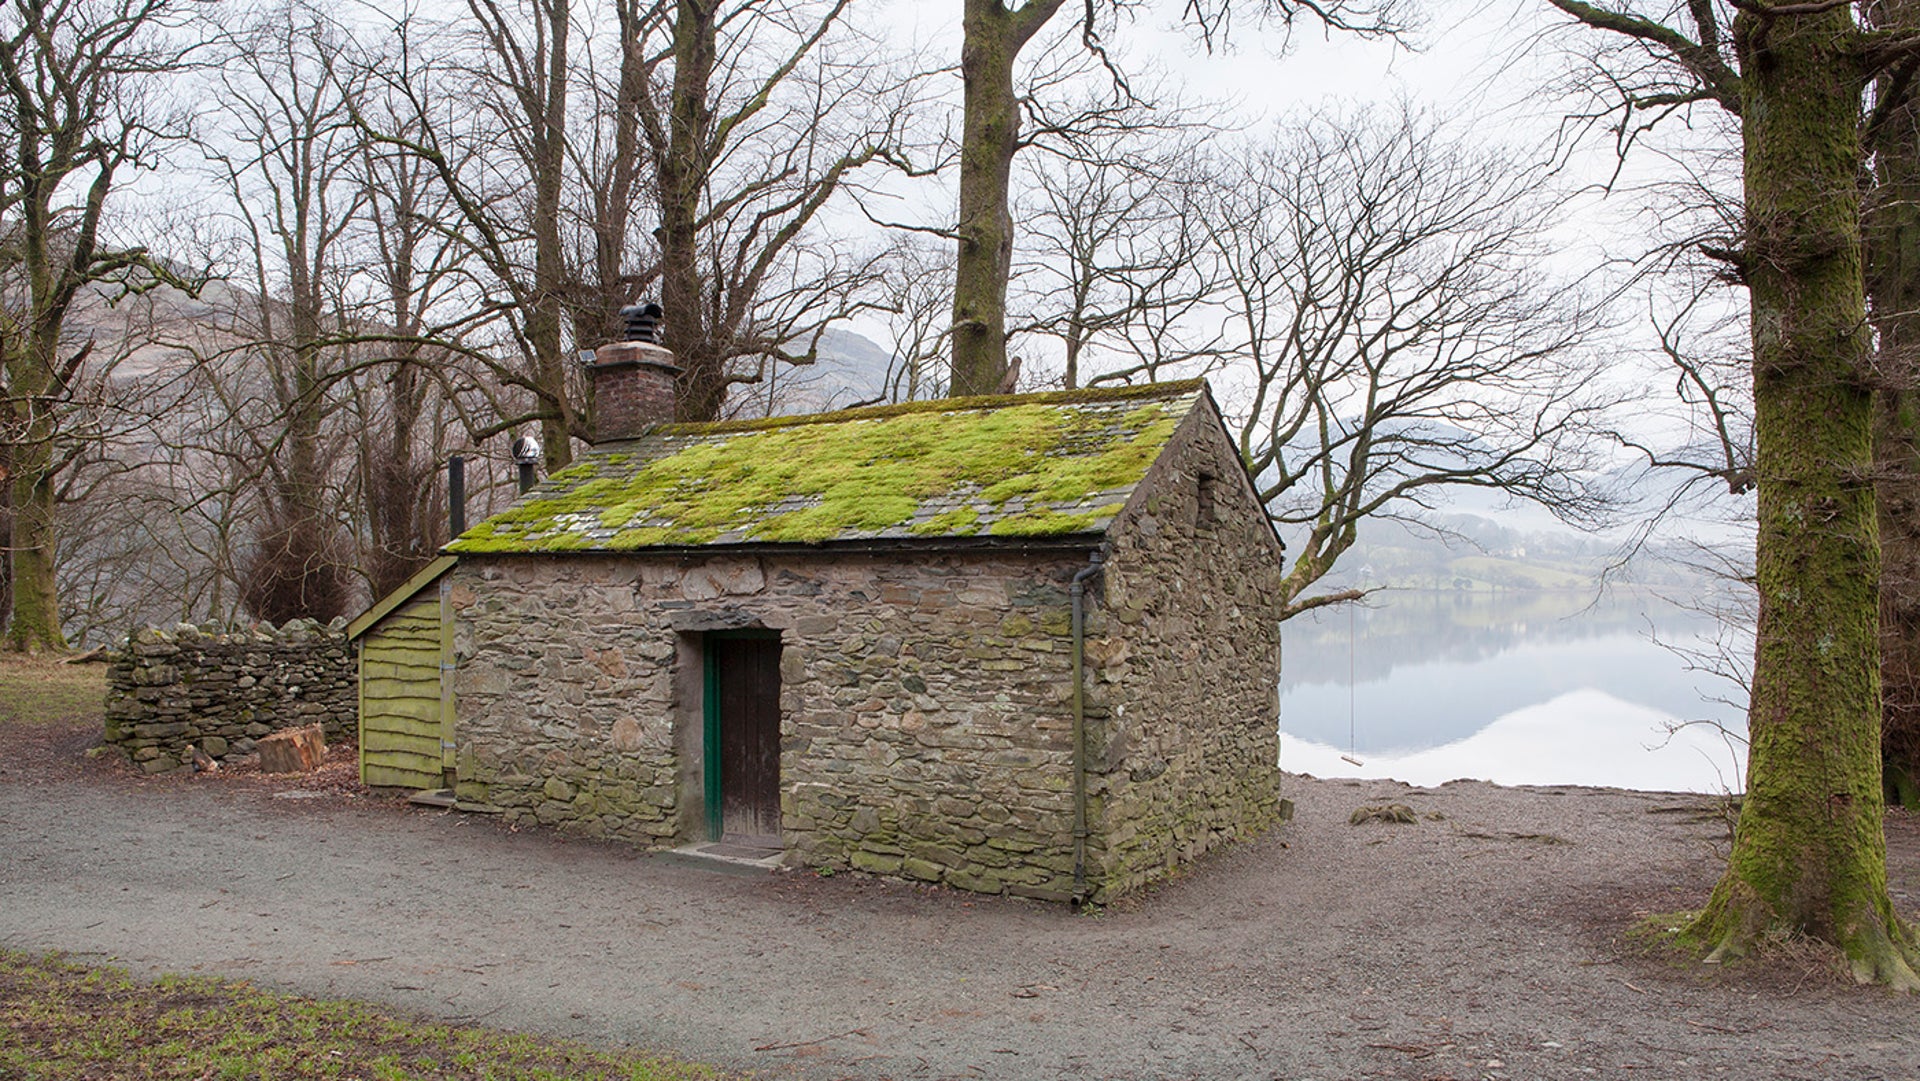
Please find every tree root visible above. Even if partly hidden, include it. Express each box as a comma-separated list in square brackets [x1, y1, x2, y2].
[1843, 925, 1920, 991]
[1691, 893, 1920, 991]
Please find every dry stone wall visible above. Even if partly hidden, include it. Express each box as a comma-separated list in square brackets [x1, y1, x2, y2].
[104, 620, 354, 774]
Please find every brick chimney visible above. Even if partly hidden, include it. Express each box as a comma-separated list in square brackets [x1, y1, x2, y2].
[588, 302, 681, 443]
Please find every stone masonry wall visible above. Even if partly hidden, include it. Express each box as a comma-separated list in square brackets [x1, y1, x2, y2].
[103, 620, 355, 774]
[1084, 403, 1288, 900]
[449, 550, 1089, 899]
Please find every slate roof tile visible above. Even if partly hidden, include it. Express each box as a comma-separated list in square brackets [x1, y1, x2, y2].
[448, 379, 1204, 553]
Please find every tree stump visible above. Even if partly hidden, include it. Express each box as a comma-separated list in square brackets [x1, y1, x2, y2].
[257, 723, 326, 773]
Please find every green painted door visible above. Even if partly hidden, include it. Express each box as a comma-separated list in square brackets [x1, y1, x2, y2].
[358, 585, 453, 789]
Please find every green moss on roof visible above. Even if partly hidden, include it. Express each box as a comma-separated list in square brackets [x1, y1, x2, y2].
[909, 506, 981, 537]
[449, 381, 1202, 553]
[644, 378, 1204, 440]
[987, 504, 1127, 537]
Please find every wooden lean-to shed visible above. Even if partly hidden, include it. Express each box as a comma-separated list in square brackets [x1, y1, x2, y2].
[347, 555, 458, 789]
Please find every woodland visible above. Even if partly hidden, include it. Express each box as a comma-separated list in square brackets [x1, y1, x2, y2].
[4, 0, 1920, 984]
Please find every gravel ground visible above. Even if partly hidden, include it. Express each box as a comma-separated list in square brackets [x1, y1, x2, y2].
[4, 720, 1920, 1081]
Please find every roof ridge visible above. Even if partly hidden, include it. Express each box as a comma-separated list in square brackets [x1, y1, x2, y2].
[615, 378, 1206, 442]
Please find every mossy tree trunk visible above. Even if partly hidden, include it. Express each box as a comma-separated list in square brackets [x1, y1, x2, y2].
[951, 0, 1067, 397]
[7, 375, 66, 653]
[4, 104, 73, 655]
[5, 234, 69, 653]
[1554, 0, 1920, 989]
[1866, 0, 1920, 809]
[1684, 4, 1920, 987]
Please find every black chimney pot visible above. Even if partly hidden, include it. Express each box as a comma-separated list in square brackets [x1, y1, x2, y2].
[620, 301, 664, 344]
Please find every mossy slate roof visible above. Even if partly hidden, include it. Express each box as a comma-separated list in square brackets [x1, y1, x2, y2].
[448, 380, 1206, 553]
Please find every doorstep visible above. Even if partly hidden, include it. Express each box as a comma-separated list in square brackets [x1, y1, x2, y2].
[660, 840, 786, 877]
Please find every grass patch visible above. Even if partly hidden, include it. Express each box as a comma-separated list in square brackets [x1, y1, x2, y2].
[0, 949, 731, 1080]
[1629, 910, 1705, 953]
[0, 655, 105, 728]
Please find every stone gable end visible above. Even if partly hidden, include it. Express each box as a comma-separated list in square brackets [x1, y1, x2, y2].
[1089, 401, 1287, 895]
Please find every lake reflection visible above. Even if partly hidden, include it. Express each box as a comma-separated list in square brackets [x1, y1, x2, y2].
[1278, 590, 1751, 793]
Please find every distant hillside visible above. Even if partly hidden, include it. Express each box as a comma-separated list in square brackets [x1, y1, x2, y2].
[1252, 407, 1752, 593]
[1305, 511, 1737, 594]
[69, 278, 912, 424]
[725, 326, 900, 418]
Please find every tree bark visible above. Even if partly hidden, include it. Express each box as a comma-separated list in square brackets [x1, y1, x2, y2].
[7, 440, 64, 653]
[569, 0, 651, 353]
[1866, 0, 1920, 809]
[951, 0, 1067, 397]
[5, 241, 67, 653]
[528, 0, 575, 470]
[1687, 4, 1920, 986]
[658, 0, 720, 421]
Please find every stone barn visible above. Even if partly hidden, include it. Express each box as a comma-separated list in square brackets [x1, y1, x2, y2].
[355, 336, 1287, 903]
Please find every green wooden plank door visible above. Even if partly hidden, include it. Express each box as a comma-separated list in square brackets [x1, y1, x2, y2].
[359, 589, 449, 789]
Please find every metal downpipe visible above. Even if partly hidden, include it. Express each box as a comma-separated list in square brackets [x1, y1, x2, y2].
[1070, 550, 1106, 906]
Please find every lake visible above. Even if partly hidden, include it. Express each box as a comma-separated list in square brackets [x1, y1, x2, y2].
[1277, 589, 1752, 793]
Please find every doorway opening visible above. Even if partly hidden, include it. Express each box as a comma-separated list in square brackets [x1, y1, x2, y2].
[702, 630, 782, 854]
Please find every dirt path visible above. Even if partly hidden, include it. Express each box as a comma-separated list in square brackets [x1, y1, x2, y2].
[4, 723, 1919, 1080]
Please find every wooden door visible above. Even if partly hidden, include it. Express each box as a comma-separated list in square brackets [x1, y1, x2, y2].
[706, 634, 782, 843]
[357, 576, 454, 789]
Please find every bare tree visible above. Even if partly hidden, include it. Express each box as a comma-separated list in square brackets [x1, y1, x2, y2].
[1012, 126, 1218, 391]
[1185, 109, 1611, 619]
[631, 0, 921, 421]
[555, 0, 653, 354]
[200, 3, 364, 623]
[0, 0, 196, 650]
[353, 0, 915, 449]
[1551, 0, 1920, 986]
[870, 233, 954, 403]
[347, 0, 584, 471]
[349, 45, 481, 599]
[947, 0, 1402, 397]
[28, 285, 206, 645]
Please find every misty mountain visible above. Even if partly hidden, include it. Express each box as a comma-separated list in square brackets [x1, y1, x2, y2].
[728, 326, 900, 418]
